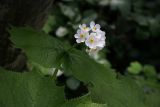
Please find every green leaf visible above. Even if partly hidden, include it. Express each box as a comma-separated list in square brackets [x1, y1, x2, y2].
[62, 49, 146, 107]
[144, 90, 160, 107]
[43, 15, 56, 34]
[8, 27, 159, 107]
[127, 61, 143, 74]
[0, 67, 106, 107]
[9, 27, 68, 68]
[134, 76, 160, 107]
[143, 65, 156, 78]
[0, 67, 65, 107]
[61, 95, 107, 107]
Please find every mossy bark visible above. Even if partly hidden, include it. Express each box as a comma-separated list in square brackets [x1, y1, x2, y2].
[0, 0, 53, 71]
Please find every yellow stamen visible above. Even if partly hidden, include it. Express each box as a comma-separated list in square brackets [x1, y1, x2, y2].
[80, 34, 84, 38]
[83, 27, 88, 30]
[93, 27, 97, 30]
[89, 38, 94, 43]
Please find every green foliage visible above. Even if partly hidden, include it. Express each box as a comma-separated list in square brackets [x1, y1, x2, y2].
[43, 15, 56, 34]
[134, 75, 160, 107]
[127, 61, 143, 74]
[0, 67, 106, 107]
[0, 67, 64, 107]
[9, 26, 68, 68]
[1, 0, 160, 106]
[127, 62, 157, 78]
[143, 65, 157, 78]
[61, 95, 107, 107]
[62, 49, 146, 107]
[8, 27, 160, 107]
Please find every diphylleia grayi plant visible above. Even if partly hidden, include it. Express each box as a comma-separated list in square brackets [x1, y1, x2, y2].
[49, 21, 106, 90]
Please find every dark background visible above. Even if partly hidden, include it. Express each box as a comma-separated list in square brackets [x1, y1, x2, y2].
[44, 0, 160, 73]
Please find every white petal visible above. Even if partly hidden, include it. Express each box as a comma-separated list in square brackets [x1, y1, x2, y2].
[81, 29, 86, 34]
[90, 21, 95, 28]
[82, 24, 86, 27]
[89, 44, 97, 49]
[97, 30, 106, 39]
[79, 24, 82, 29]
[87, 49, 99, 59]
[90, 33, 97, 36]
[84, 32, 89, 38]
[99, 30, 105, 36]
[101, 35, 106, 40]
[77, 29, 81, 34]
[74, 34, 79, 38]
[95, 47, 103, 51]
[81, 38, 85, 42]
[85, 40, 90, 46]
[96, 34, 102, 39]
[86, 34, 90, 38]
[101, 31, 105, 35]
[97, 40, 105, 47]
[88, 27, 91, 31]
[85, 27, 90, 32]
[87, 43, 92, 48]
[76, 39, 82, 43]
[56, 70, 63, 76]
[95, 24, 101, 29]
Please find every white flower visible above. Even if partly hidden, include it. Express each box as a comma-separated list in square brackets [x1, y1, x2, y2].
[85, 31, 106, 49]
[79, 24, 90, 32]
[74, 21, 106, 55]
[90, 21, 101, 32]
[85, 33, 99, 49]
[86, 48, 99, 59]
[48, 68, 64, 77]
[97, 30, 106, 40]
[56, 70, 64, 77]
[74, 29, 89, 43]
[96, 31, 106, 48]
[56, 26, 68, 37]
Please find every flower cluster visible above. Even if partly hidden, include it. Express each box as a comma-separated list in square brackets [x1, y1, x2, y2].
[74, 21, 106, 51]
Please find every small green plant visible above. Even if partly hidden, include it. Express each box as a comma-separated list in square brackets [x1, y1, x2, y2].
[127, 61, 143, 74]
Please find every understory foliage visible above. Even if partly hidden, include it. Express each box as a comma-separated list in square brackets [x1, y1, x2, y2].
[0, 27, 159, 107]
[43, 0, 160, 72]
[0, 0, 160, 106]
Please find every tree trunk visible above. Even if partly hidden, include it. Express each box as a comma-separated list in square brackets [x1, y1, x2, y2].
[0, 0, 53, 71]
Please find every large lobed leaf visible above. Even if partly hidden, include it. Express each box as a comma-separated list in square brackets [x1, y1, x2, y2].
[9, 27, 67, 68]
[0, 67, 64, 107]
[62, 49, 147, 107]
[0, 67, 105, 107]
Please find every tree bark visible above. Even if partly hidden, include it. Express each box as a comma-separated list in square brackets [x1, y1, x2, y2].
[0, 0, 53, 71]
